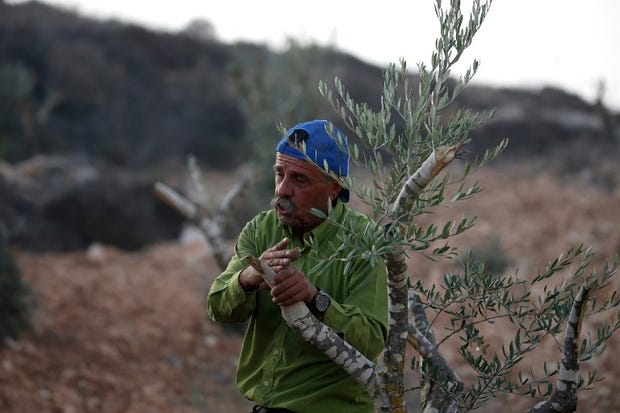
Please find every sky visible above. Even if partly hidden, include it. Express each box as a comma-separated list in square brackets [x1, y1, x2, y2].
[9, 0, 620, 111]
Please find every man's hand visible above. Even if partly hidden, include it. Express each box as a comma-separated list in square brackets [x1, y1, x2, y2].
[270, 265, 318, 307]
[239, 238, 300, 291]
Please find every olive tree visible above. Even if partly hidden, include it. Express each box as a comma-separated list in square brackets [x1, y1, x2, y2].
[155, 0, 620, 411]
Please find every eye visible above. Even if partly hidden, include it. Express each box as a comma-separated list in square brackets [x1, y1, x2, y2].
[293, 174, 309, 184]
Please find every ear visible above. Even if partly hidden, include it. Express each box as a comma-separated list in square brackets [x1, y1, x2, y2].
[329, 180, 343, 200]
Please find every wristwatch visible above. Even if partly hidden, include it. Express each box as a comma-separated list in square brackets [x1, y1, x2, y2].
[309, 288, 330, 320]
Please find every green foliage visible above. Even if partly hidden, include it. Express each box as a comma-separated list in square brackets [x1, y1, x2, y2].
[317, 0, 501, 265]
[0, 228, 32, 343]
[414, 246, 620, 410]
[308, 0, 620, 411]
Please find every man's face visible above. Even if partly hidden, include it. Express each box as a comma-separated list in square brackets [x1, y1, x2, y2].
[272, 153, 341, 233]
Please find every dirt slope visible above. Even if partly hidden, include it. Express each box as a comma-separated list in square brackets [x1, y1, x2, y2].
[1, 163, 619, 412]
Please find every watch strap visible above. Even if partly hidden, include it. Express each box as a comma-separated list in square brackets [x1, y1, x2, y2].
[309, 288, 330, 320]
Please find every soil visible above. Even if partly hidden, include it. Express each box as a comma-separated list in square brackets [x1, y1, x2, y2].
[1, 162, 619, 413]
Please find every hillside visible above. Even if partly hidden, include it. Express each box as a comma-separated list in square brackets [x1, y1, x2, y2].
[1, 0, 619, 254]
[1, 163, 619, 412]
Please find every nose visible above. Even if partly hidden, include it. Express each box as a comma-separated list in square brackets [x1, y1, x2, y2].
[275, 175, 293, 198]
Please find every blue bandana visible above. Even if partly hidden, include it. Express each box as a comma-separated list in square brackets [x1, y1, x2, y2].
[276, 120, 350, 202]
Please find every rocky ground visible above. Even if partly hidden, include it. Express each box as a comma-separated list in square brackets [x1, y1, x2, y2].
[1, 162, 619, 412]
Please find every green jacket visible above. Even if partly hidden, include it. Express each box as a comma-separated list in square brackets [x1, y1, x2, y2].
[207, 201, 388, 413]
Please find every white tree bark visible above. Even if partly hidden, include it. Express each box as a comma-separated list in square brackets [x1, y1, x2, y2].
[392, 144, 462, 218]
[526, 284, 591, 413]
[381, 144, 463, 412]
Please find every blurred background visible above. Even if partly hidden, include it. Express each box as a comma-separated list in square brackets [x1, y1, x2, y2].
[0, 1, 619, 412]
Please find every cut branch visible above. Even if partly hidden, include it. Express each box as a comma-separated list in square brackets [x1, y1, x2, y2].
[244, 255, 387, 406]
[526, 283, 591, 413]
[153, 181, 249, 270]
[392, 144, 461, 219]
[407, 322, 462, 413]
[153, 182, 197, 220]
[381, 144, 462, 412]
[218, 175, 251, 218]
[408, 295, 462, 412]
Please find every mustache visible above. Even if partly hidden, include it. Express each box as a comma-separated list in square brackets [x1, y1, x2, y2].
[270, 197, 296, 212]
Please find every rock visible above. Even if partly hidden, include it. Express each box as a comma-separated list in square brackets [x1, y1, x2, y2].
[1, 155, 184, 251]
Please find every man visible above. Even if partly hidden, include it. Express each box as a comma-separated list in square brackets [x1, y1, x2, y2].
[207, 119, 388, 413]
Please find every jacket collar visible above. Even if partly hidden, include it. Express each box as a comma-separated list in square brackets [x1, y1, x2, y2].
[283, 201, 345, 253]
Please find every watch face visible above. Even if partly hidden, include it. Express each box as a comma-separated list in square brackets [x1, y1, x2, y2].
[316, 292, 330, 312]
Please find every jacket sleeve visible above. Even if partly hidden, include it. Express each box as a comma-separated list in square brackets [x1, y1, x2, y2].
[206, 217, 261, 323]
[322, 257, 388, 361]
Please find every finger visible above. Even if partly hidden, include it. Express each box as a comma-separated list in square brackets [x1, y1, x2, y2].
[288, 247, 301, 260]
[266, 248, 300, 269]
[271, 266, 298, 286]
[271, 268, 309, 301]
[259, 239, 292, 265]
[269, 238, 289, 252]
[272, 282, 305, 305]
